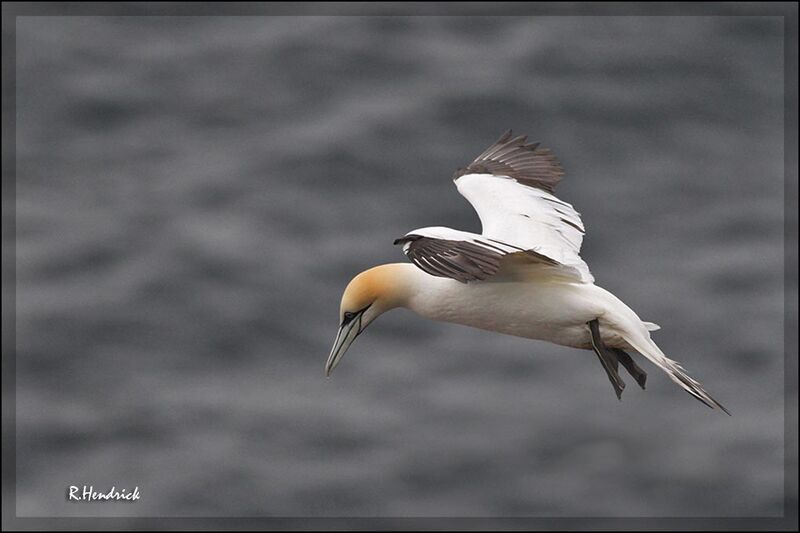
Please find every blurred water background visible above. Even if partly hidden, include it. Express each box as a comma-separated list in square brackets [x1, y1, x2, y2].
[13, 14, 787, 518]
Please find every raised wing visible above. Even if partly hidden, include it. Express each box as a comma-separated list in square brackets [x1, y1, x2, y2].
[453, 130, 593, 283]
[394, 227, 559, 284]
[452, 129, 565, 192]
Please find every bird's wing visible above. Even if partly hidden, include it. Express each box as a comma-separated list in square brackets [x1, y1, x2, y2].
[451, 130, 594, 283]
[394, 226, 561, 284]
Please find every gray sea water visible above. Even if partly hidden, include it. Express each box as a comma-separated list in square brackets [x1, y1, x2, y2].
[13, 14, 788, 519]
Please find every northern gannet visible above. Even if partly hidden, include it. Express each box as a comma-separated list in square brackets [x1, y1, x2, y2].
[326, 130, 729, 413]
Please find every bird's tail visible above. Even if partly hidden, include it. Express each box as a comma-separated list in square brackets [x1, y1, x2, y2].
[616, 321, 730, 415]
[595, 288, 729, 414]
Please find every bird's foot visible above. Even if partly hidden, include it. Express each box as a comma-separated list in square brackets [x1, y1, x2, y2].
[587, 319, 626, 400]
[612, 348, 647, 390]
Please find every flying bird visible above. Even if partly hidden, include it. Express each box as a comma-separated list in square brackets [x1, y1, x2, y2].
[326, 130, 729, 414]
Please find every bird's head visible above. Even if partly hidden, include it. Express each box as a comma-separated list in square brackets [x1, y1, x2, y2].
[325, 264, 410, 377]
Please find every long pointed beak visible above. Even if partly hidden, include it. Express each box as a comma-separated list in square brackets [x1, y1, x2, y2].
[325, 319, 361, 377]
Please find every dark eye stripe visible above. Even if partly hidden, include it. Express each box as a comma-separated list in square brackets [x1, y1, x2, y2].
[341, 304, 372, 326]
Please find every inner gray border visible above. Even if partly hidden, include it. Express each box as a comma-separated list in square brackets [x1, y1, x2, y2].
[2, 2, 797, 531]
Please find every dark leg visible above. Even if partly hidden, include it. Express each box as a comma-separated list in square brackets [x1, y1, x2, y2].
[587, 319, 626, 400]
[611, 348, 647, 390]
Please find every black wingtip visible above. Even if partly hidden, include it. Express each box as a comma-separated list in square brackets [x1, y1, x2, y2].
[454, 129, 564, 193]
[498, 129, 513, 143]
[394, 235, 419, 246]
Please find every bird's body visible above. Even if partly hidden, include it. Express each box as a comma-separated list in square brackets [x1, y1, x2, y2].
[381, 262, 619, 349]
[327, 130, 728, 414]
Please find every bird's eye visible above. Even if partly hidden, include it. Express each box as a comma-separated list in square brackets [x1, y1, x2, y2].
[343, 311, 356, 324]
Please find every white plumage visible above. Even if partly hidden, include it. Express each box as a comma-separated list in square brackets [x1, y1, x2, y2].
[455, 173, 592, 282]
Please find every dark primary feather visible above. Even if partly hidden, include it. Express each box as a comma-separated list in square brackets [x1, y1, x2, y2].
[393, 235, 503, 283]
[452, 129, 565, 193]
[394, 234, 559, 284]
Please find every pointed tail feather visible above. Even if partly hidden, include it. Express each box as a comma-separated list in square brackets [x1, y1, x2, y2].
[621, 332, 730, 415]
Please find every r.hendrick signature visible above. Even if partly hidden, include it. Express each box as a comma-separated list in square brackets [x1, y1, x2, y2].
[67, 485, 140, 502]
